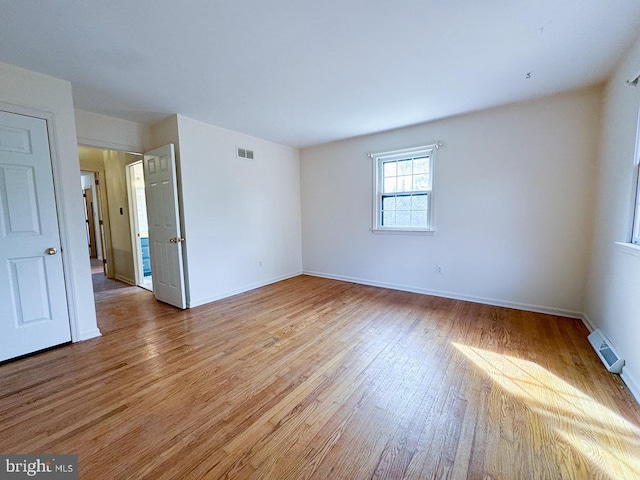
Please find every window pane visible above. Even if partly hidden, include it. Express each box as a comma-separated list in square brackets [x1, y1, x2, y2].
[396, 195, 411, 210]
[412, 194, 427, 210]
[383, 161, 396, 177]
[411, 210, 428, 227]
[382, 196, 396, 210]
[398, 175, 412, 192]
[413, 174, 429, 190]
[397, 160, 412, 175]
[396, 210, 411, 227]
[383, 177, 396, 193]
[413, 157, 429, 174]
[382, 211, 395, 226]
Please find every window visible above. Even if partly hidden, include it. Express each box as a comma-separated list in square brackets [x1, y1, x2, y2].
[370, 144, 440, 233]
[632, 98, 640, 245]
[633, 165, 640, 245]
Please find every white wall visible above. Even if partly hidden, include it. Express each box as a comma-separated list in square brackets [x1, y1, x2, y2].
[0, 62, 100, 341]
[174, 115, 302, 307]
[301, 88, 601, 317]
[585, 35, 640, 401]
[103, 150, 139, 284]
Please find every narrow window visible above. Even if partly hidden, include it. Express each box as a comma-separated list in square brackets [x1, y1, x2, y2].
[370, 144, 439, 233]
[633, 165, 640, 244]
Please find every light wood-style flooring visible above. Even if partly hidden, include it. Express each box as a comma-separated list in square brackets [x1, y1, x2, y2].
[1, 275, 639, 479]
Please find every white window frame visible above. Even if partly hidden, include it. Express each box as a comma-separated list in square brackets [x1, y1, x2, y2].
[370, 143, 440, 235]
[631, 101, 640, 245]
[633, 164, 640, 245]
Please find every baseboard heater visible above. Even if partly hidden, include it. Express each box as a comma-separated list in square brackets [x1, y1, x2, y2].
[588, 329, 624, 374]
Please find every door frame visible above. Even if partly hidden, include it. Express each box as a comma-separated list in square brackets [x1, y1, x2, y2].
[80, 169, 109, 275]
[126, 160, 145, 286]
[82, 186, 97, 257]
[77, 146, 144, 282]
[0, 101, 86, 342]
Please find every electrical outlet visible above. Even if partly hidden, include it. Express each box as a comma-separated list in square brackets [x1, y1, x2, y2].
[435, 264, 443, 275]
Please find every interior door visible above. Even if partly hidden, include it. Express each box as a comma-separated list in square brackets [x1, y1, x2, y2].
[143, 144, 186, 309]
[0, 110, 71, 362]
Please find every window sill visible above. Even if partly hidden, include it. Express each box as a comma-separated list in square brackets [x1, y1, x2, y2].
[372, 228, 436, 236]
[615, 242, 640, 258]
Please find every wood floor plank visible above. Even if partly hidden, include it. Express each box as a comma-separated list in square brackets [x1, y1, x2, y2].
[1, 275, 639, 479]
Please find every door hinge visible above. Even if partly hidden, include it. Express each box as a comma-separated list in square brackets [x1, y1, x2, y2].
[95, 179, 100, 185]
[103, 258, 107, 264]
[83, 193, 86, 198]
[99, 220, 104, 226]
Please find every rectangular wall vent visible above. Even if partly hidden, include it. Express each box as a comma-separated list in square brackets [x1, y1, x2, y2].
[237, 147, 254, 159]
[587, 329, 624, 374]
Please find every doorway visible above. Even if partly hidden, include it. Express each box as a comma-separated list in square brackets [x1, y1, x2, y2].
[127, 161, 152, 291]
[78, 143, 185, 314]
[78, 146, 149, 294]
[81, 171, 104, 268]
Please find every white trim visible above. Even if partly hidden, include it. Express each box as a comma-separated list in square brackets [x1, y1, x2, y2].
[371, 228, 436, 236]
[77, 137, 143, 155]
[187, 271, 303, 308]
[581, 312, 596, 332]
[632, 164, 640, 244]
[114, 274, 136, 286]
[76, 328, 102, 341]
[621, 371, 640, 404]
[630, 103, 640, 243]
[126, 161, 145, 286]
[302, 270, 583, 319]
[614, 241, 640, 258]
[368, 142, 442, 159]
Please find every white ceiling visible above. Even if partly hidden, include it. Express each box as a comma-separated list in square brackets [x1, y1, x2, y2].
[1, 1, 640, 148]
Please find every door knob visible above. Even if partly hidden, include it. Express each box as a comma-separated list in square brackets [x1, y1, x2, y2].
[45, 247, 58, 255]
[169, 237, 185, 243]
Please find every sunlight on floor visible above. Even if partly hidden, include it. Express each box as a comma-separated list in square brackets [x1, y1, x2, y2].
[453, 343, 640, 479]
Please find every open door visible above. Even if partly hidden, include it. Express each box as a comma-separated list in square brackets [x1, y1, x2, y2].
[143, 144, 186, 309]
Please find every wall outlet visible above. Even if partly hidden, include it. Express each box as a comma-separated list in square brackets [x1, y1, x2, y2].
[435, 264, 443, 275]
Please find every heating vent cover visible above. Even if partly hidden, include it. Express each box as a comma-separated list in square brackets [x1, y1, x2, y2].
[587, 329, 624, 374]
[237, 147, 254, 159]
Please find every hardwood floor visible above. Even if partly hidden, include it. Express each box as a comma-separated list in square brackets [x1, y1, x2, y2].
[1, 275, 639, 479]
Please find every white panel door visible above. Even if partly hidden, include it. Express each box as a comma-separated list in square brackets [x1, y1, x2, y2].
[0, 111, 71, 362]
[143, 144, 186, 309]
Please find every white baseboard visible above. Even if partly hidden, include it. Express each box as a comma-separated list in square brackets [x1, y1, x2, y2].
[76, 328, 102, 341]
[188, 271, 303, 308]
[114, 274, 135, 286]
[621, 371, 640, 405]
[580, 312, 596, 332]
[302, 270, 583, 319]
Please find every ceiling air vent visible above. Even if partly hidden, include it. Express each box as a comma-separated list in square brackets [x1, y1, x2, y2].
[587, 329, 624, 374]
[237, 147, 254, 159]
